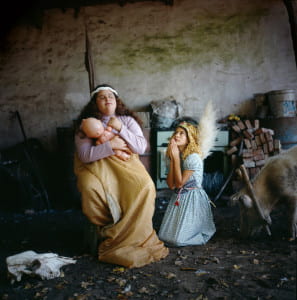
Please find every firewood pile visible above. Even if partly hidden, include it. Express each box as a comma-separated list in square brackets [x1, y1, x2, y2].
[226, 117, 281, 181]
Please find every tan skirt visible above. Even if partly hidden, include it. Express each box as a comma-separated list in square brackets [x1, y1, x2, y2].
[74, 153, 169, 268]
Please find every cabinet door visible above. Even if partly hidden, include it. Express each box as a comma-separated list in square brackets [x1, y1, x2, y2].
[157, 147, 169, 180]
[156, 131, 174, 146]
[214, 131, 229, 147]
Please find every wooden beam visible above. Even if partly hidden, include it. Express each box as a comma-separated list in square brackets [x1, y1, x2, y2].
[284, 0, 297, 68]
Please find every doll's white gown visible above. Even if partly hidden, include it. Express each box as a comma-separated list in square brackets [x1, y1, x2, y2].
[158, 153, 216, 246]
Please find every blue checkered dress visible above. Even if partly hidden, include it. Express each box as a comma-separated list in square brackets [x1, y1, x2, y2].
[158, 153, 216, 246]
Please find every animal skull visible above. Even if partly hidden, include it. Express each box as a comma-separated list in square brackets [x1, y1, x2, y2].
[6, 250, 76, 283]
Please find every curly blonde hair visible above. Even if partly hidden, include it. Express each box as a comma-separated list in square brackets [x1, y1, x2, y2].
[168, 122, 202, 160]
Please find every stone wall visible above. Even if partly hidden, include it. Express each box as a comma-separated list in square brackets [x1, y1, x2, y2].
[0, 0, 296, 151]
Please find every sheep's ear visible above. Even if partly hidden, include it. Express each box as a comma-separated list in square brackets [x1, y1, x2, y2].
[230, 193, 240, 206]
[239, 194, 253, 208]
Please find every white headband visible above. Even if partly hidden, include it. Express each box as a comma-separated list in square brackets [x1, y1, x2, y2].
[90, 87, 118, 98]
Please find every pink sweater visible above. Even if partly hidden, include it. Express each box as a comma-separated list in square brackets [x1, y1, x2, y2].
[75, 115, 147, 163]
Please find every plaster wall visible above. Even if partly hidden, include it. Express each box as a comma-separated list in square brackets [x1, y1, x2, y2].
[0, 0, 296, 151]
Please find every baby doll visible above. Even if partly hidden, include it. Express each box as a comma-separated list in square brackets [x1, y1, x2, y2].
[81, 117, 131, 161]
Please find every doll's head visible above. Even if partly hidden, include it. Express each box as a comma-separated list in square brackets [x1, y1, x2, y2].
[81, 117, 104, 138]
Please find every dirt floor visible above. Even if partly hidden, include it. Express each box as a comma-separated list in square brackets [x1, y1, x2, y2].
[0, 198, 296, 300]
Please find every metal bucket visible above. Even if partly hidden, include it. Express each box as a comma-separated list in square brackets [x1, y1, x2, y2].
[267, 89, 296, 118]
[260, 117, 297, 149]
[254, 93, 266, 108]
[254, 93, 268, 118]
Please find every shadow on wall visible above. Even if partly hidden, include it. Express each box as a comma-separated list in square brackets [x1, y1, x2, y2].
[0, 135, 81, 213]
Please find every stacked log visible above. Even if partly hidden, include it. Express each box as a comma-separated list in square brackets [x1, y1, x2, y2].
[227, 118, 281, 180]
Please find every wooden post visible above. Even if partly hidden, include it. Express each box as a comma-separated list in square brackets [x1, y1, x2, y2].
[85, 27, 96, 92]
[239, 164, 271, 236]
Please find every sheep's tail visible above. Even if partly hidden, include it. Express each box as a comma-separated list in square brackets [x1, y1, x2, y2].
[198, 101, 219, 160]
